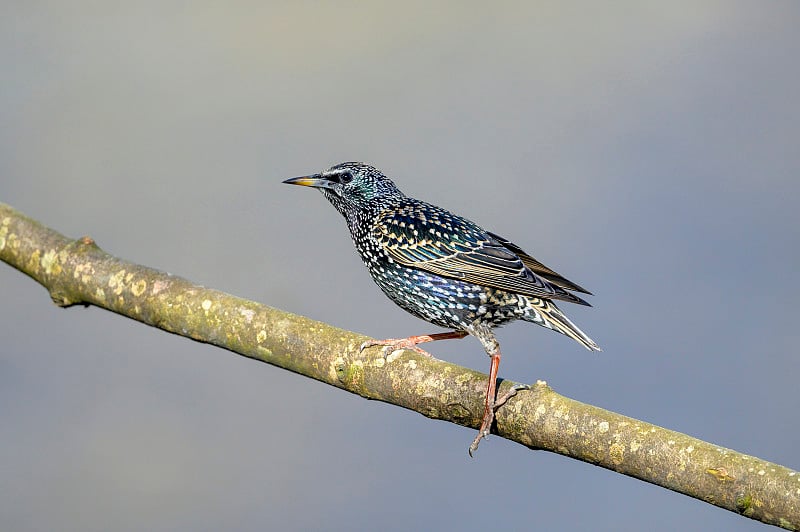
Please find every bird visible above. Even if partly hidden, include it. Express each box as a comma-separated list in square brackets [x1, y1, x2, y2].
[283, 162, 600, 454]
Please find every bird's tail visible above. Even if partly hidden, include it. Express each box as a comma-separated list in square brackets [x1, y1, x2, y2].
[524, 298, 601, 351]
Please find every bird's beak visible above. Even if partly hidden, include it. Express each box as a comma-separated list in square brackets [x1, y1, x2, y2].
[282, 174, 334, 189]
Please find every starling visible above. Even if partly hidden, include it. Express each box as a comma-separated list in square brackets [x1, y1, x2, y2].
[284, 162, 600, 454]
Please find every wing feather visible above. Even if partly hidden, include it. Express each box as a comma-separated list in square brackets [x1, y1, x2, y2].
[374, 201, 590, 306]
[486, 231, 593, 295]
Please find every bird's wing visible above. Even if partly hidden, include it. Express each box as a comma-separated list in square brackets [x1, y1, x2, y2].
[373, 202, 590, 306]
[486, 231, 592, 295]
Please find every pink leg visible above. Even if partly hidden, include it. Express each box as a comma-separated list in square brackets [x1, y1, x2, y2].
[469, 348, 502, 456]
[468, 348, 530, 456]
[360, 330, 468, 357]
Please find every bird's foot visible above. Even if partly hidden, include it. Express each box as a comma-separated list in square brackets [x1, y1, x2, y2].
[359, 336, 436, 358]
[359, 331, 467, 359]
[468, 383, 530, 457]
[494, 383, 531, 409]
[469, 405, 495, 457]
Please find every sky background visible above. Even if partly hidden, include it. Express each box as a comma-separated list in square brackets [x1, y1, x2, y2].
[2, 2, 799, 531]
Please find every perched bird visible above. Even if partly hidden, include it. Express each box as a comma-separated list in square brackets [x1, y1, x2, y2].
[284, 162, 600, 454]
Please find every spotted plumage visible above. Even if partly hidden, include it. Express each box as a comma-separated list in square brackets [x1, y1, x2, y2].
[284, 162, 599, 454]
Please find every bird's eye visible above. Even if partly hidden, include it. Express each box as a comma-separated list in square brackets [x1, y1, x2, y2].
[339, 171, 354, 184]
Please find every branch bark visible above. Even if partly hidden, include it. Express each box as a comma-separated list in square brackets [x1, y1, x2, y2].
[1, 202, 798, 530]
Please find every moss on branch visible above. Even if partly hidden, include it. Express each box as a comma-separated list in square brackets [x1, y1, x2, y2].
[1, 202, 798, 530]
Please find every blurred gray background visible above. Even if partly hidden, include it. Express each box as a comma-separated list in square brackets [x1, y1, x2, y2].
[2, 2, 798, 531]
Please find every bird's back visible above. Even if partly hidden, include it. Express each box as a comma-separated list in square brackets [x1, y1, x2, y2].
[359, 196, 590, 307]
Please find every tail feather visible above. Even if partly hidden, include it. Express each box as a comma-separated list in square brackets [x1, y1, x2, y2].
[525, 298, 601, 351]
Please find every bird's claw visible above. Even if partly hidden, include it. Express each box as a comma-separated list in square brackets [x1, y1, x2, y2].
[359, 340, 376, 353]
[494, 383, 531, 409]
[359, 338, 434, 359]
[468, 383, 530, 457]
[379, 345, 400, 359]
[359, 340, 400, 359]
[469, 424, 491, 457]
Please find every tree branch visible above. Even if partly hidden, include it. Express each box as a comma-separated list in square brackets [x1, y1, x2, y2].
[1, 202, 798, 530]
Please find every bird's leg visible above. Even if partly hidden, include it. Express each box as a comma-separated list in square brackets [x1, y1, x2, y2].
[468, 352, 531, 456]
[360, 330, 468, 358]
[469, 347, 502, 456]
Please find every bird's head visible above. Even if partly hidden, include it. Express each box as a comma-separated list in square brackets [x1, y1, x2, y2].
[283, 162, 403, 219]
